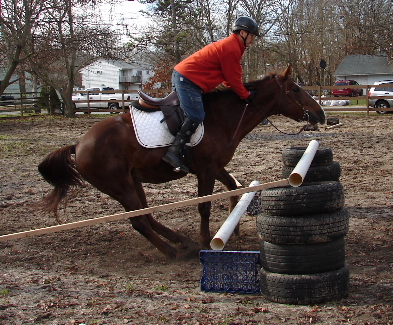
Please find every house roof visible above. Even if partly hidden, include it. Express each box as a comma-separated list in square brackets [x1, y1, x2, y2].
[334, 55, 393, 76]
[107, 59, 151, 70]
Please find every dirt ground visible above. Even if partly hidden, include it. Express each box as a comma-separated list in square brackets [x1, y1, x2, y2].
[0, 112, 392, 325]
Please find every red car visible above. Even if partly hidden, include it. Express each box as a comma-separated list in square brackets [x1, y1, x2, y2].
[332, 80, 363, 97]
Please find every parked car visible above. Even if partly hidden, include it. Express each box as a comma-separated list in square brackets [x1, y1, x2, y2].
[72, 87, 133, 110]
[332, 80, 363, 97]
[0, 95, 15, 106]
[368, 80, 393, 114]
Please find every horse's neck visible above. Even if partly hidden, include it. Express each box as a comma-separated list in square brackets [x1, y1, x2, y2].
[205, 97, 266, 144]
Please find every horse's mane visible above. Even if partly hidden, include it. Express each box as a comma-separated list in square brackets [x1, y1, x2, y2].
[203, 73, 276, 102]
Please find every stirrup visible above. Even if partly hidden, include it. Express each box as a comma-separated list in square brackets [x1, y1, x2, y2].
[162, 152, 189, 173]
[173, 165, 189, 173]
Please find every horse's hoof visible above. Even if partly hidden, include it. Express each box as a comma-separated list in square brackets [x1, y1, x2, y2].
[176, 245, 200, 260]
[201, 238, 211, 248]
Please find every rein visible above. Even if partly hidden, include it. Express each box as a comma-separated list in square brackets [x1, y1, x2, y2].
[255, 76, 310, 136]
[231, 75, 312, 140]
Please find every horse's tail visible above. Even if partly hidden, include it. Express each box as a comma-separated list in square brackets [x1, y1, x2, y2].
[38, 145, 84, 216]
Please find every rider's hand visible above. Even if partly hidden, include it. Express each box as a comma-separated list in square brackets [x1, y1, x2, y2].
[246, 89, 257, 103]
[244, 82, 256, 91]
[215, 82, 230, 91]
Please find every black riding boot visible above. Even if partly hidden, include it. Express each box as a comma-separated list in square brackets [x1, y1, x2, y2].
[162, 117, 199, 173]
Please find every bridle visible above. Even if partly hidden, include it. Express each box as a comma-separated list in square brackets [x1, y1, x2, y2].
[252, 76, 311, 136]
[274, 75, 311, 123]
[232, 75, 314, 140]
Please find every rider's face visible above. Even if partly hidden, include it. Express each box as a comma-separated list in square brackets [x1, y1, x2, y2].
[239, 30, 256, 47]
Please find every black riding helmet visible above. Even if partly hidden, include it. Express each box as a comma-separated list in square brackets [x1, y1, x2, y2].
[232, 16, 260, 37]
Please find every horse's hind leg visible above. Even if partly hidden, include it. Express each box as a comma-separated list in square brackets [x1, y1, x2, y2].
[133, 180, 189, 248]
[128, 215, 179, 258]
[82, 168, 182, 258]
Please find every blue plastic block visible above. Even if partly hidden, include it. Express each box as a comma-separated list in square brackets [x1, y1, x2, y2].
[200, 250, 261, 294]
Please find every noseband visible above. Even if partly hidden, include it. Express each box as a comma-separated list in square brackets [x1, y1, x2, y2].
[232, 75, 313, 140]
[274, 75, 310, 122]
[245, 76, 309, 136]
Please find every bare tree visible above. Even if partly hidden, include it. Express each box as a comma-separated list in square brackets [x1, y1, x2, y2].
[0, 0, 41, 95]
[1, 0, 135, 116]
[31, 0, 138, 116]
[266, 0, 393, 86]
[337, 0, 393, 58]
[27, 0, 125, 116]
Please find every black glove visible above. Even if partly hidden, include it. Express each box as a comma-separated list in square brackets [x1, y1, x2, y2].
[246, 89, 257, 103]
[243, 82, 256, 91]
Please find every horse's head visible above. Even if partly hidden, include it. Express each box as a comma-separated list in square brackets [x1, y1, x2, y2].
[254, 66, 325, 126]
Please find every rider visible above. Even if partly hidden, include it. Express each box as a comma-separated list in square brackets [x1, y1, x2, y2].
[162, 16, 260, 173]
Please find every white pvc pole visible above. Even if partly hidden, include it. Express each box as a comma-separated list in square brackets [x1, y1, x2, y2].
[209, 140, 320, 251]
[0, 178, 289, 242]
[0, 143, 318, 244]
[210, 180, 260, 250]
[288, 140, 320, 187]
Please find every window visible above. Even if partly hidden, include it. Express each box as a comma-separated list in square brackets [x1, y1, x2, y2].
[380, 86, 393, 92]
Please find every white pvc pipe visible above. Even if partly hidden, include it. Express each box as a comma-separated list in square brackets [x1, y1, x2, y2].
[0, 178, 289, 243]
[210, 180, 260, 250]
[288, 140, 320, 187]
[229, 173, 243, 188]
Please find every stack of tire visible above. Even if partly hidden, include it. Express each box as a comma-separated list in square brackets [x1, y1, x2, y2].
[257, 146, 350, 305]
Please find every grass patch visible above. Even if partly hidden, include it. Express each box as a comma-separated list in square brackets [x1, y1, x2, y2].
[0, 141, 32, 156]
[0, 288, 10, 296]
[155, 284, 169, 292]
[349, 99, 367, 106]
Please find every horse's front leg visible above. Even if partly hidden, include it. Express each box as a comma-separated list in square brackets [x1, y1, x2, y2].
[196, 172, 217, 247]
[216, 169, 243, 211]
[216, 169, 243, 235]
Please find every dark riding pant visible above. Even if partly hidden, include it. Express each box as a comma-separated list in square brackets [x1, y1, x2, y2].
[172, 70, 205, 124]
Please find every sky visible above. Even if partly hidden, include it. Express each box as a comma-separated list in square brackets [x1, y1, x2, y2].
[95, 0, 148, 40]
[98, 0, 147, 25]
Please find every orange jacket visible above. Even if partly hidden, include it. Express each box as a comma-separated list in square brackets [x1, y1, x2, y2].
[174, 33, 250, 100]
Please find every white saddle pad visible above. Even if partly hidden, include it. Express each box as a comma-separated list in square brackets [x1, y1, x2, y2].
[130, 105, 204, 148]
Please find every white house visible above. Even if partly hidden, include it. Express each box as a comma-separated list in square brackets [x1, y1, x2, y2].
[0, 69, 35, 95]
[334, 54, 393, 85]
[80, 59, 153, 92]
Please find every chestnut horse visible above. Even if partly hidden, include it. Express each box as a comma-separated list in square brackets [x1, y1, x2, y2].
[38, 66, 325, 258]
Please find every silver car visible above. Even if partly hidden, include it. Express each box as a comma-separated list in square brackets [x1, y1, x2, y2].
[368, 80, 393, 114]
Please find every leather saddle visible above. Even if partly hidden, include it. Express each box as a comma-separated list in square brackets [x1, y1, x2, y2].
[132, 90, 184, 136]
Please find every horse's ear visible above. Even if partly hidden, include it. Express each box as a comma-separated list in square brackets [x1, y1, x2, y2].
[281, 65, 292, 78]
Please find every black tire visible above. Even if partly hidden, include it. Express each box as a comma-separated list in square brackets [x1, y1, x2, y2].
[260, 266, 349, 305]
[375, 100, 390, 114]
[261, 181, 344, 216]
[256, 208, 349, 244]
[247, 191, 263, 216]
[282, 147, 333, 167]
[109, 102, 120, 110]
[281, 161, 341, 183]
[260, 238, 346, 274]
